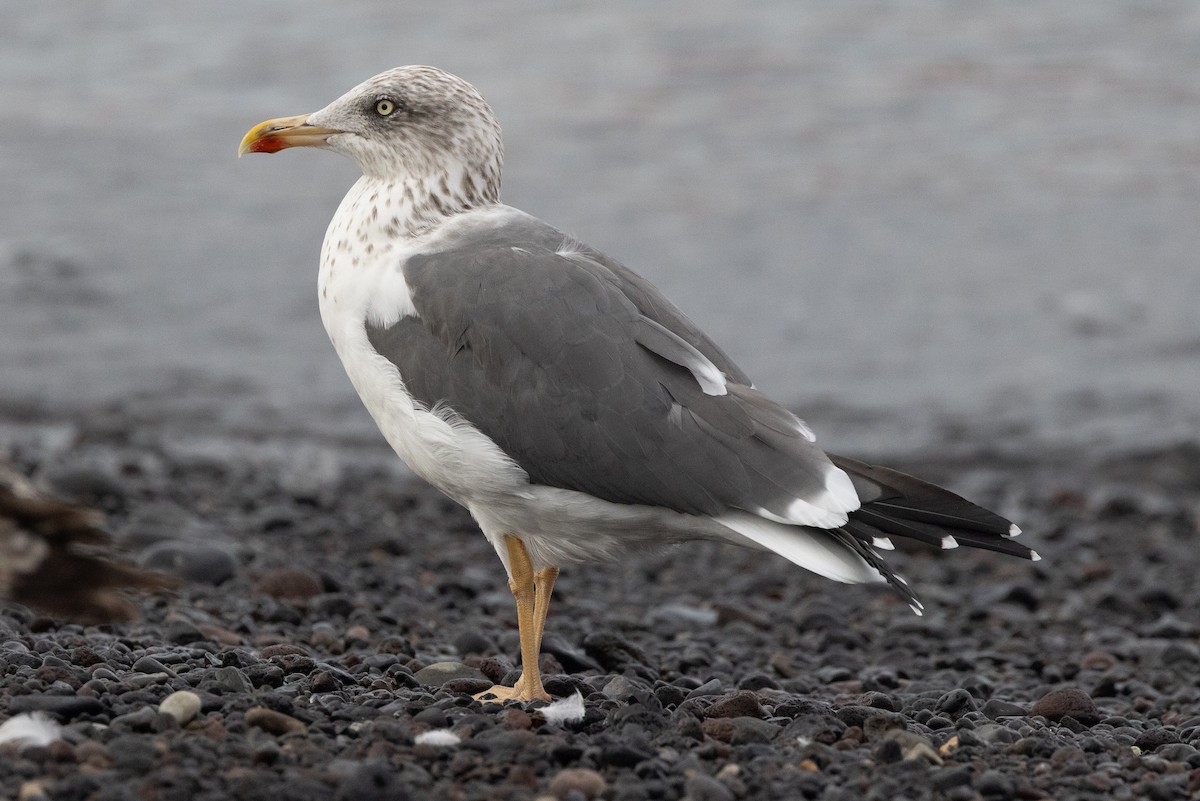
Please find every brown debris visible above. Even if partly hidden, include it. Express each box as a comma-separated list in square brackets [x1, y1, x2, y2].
[0, 461, 175, 622]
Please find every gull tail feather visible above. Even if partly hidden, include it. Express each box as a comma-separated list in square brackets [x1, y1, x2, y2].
[717, 510, 925, 615]
[829, 454, 1038, 562]
[716, 511, 883, 586]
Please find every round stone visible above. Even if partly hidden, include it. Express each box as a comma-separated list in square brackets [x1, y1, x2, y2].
[159, 690, 202, 725]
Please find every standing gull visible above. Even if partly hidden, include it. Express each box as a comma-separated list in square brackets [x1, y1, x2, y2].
[240, 66, 1038, 703]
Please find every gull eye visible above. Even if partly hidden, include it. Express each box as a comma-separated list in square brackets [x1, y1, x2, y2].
[374, 98, 396, 117]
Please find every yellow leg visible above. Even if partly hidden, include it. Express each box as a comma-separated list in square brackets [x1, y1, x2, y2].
[531, 565, 559, 658]
[474, 537, 558, 703]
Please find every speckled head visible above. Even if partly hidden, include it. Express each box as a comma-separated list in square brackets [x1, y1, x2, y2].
[241, 66, 503, 208]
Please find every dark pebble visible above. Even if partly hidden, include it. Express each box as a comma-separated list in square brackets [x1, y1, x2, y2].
[140, 539, 239, 585]
[244, 706, 306, 736]
[442, 677, 494, 695]
[541, 632, 603, 672]
[1135, 727, 1180, 751]
[781, 713, 846, 745]
[109, 706, 160, 732]
[1030, 687, 1100, 726]
[816, 665, 854, 683]
[976, 768, 1015, 800]
[981, 698, 1028, 719]
[581, 632, 648, 671]
[310, 594, 357, 619]
[260, 643, 307, 658]
[599, 742, 655, 768]
[654, 684, 688, 708]
[7, 695, 103, 719]
[43, 466, 126, 512]
[861, 666, 900, 691]
[131, 656, 176, 677]
[452, 630, 496, 656]
[334, 761, 406, 801]
[860, 691, 898, 711]
[163, 619, 207, 645]
[256, 567, 324, 601]
[836, 704, 900, 729]
[935, 689, 977, 718]
[245, 663, 286, 688]
[271, 653, 315, 674]
[932, 765, 973, 792]
[700, 716, 779, 744]
[107, 734, 156, 772]
[544, 674, 588, 698]
[737, 672, 781, 692]
[704, 691, 766, 719]
[875, 738, 904, 764]
[203, 666, 254, 694]
[1154, 743, 1198, 761]
[412, 661, 487, 688]
[684, 774, 735, 801]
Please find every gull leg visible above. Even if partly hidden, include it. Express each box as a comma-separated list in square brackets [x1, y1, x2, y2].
[531, 565, 559, 658]
[474, 536, 553, 703]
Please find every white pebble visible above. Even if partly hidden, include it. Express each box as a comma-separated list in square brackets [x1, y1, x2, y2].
[159, 690, 202, 725]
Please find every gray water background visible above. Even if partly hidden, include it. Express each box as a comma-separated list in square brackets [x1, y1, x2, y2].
[3, 1, 1198, 462]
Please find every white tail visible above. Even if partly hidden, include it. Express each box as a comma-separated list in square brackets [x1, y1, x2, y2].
[716, 511, 884, 585]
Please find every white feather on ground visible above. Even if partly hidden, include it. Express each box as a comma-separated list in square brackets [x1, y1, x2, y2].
[0, 712, 62, 747]
[538, 691, 586, 725]
[413, 729, 461, 747]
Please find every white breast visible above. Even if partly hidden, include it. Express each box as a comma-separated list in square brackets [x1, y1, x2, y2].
[316, 179, 531, 507]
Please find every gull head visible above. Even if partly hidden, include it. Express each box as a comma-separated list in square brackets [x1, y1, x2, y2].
[240, 66, 503, 204]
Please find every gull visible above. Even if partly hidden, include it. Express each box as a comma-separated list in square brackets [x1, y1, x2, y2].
[240, 66, 1037, 702]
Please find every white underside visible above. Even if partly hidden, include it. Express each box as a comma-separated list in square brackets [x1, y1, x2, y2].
[318, 194, 872, 582]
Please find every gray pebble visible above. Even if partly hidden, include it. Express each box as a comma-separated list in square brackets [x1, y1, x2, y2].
[140, 539, 238, 585]
[412, 661, 487, 688]
[110, 706, 160, 732]
[685, 678, 724, 699]
[126, 672, 171, 688]
[602, 675, 645, 700]
[961, 723, 1021, 746]
[162, 620, 206, 645]
[684, 774, 734, 801]
[647, 602, 719, 629]
[879, 729, 943, 765]
[981, 698, 1028, 719]
[204, 666, 254, 694]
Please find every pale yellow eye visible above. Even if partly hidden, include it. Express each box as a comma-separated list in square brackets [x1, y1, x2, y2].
[375, 98, 395, 116]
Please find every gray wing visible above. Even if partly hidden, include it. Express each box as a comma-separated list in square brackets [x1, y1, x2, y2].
[366, 220, 846, 522]
[576, 245, 754, 387]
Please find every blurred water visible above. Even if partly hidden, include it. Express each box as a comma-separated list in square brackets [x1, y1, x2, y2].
[2, 0, 1198, 458]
